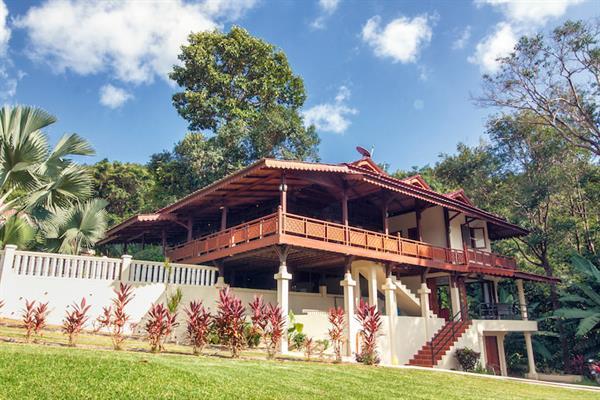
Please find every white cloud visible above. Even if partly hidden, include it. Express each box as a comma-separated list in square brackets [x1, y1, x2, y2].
[311, 0, 341, 30]
[361, 15, 433, 63]
[0, 0, 10, 56]
[452, 26, 471, 50]
[99, 84, 133, 109]
[469, 1, 584, 72]
[468, 23, 516, 73]
[302, 85, 357, 134]
[15, 0, 257, 85]
[475, 0, 584, 24]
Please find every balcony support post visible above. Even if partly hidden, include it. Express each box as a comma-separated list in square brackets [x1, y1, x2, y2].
[214, 260, 227, 289]
[279, 173, 288, 214]
[161, 229, 167, 256]
[220, 206, 228, 231]
[449, 274, 461, 316]
[382, 264, 398, 364]
[516, 279, 528, 319]
[274, 245, 291, 354]
[187, 218, 193, 242]
[368, 264, 379, 310]
[418, 273, 432, 338]
[340, 256, 357, 357]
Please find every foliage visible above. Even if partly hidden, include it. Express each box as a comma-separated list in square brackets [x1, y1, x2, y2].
[567, 354, 586, 375]
[0, 105, 104, 253]
[0, 215, 34, 249]
[327, 307, 345, 363]
[91, 159, 156, 226]
[214, 288, 246, 358]
[145, 303, 177, 353]
[62, 298, 91, 346]
[22, 300, 36, 342]
[264, 303, 285, 359]
[184, 301, 212, 355]
[97, 283, 134, 350]
[287, 310, 305, 350]
[171, 26, 306, 133]
[478, 19, 600, 156]
[556, 255, 600, 336]
[248, 295, 267, 345]
[455, 348, 481, 372]
[304, 337, 314, 360]
[41, 198, 108, 254]
[166, 288, 183, 314]
[355, 299, 382, 365]
[147, 27, 319, 204]
[315, 339, 330, 360]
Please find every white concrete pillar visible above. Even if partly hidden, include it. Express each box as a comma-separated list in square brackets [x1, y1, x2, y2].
[274, 263, 292, 354]
[498, 334, 508, 376]
[352, 268, 360, 305]
[340, 271, 357, 357]
[0, 244, 17, 299]
[214, 276, 228, 290]
[417, 282, 432, 338]
[368, 265, 379, 310]
[120, 254, 132, 281]
[449, 277, 461, 316]
[319, 284, 327, 297]
[478, 332, 487, 367]
[382, 277, 398, 365]
[524, 332, 538, 379]
[516, 279, 528, 320]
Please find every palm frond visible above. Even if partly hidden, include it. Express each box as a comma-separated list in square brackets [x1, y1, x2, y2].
[0, 215, 34, 249]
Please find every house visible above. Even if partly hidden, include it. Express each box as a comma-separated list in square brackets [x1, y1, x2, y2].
[98, 150, 556, 376]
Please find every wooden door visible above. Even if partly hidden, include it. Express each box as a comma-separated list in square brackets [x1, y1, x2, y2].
[485, 336, 500, 374]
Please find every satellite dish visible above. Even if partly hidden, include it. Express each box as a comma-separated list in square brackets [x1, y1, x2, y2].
[356, 146, 371, 158]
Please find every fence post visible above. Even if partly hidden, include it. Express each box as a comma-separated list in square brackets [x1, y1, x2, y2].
[120, 254, 132, 282]
[0, 245, 17, 297]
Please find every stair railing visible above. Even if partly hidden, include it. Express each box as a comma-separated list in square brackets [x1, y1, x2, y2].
[431, 303, 470, 366]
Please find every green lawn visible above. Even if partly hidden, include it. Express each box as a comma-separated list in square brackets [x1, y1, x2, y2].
[0, 342, 596, 400]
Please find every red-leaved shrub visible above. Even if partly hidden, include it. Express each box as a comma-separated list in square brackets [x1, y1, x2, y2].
[22, 300, 36, 342]
[249, 295, 267, 340]
[62, 298, 91, 346]
[185, 301, 212, 355]
[355, 299, 382, 365]
[264, 303, 284, 359]
[145, 303, 178, 353]
[214, 288, 246, 358]
[97, 283, 134, 350]
[33, 302, 49, 337]
[328, 306, 345, 363]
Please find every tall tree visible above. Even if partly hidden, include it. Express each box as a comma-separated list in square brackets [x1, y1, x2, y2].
[91, 159, 156, 225]
[157, 26, 319, 200]
[477, 20, 600, 156]
[171, 26, 307, 133]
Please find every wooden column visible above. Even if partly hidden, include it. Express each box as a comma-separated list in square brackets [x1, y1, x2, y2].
[415, 201, 423, 241]
[220, 206, 228, 231]
[161, 229, 166, 256]
[279, 173, 288, 214]
[382, 203, 389, 235]
[341, 192, 349, 226]
[187, 218, 193, 241]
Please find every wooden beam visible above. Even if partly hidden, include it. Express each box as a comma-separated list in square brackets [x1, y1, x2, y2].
[220, 206, 228, 231]
[415, 201, 423, 241]
[280, 173, 288, 214]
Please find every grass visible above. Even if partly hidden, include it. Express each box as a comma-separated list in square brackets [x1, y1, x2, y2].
[0, 342, 597, 399]
[0, 322, 597, 399]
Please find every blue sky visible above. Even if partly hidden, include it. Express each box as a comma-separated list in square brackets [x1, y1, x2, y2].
[0, 0, 597, 172]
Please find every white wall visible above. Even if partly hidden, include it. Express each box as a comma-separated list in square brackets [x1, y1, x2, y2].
[378, 316, 446, 365]
[388, 212, 416, 237]
[449, 213, 491, 251]
[421, 206, 447, 247]
[436, 319, 537, 371]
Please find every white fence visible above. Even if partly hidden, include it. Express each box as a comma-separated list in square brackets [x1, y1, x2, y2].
[0, 245, 218, 331]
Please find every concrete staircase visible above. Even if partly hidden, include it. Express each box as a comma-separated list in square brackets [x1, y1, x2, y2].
[392, 278, 422, 316]
[407, 319, 472, 367]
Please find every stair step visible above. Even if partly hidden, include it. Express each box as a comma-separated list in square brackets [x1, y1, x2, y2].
[406, 320, 472, 367]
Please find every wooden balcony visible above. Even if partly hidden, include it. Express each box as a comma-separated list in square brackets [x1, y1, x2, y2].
[166, 209, 517, 274]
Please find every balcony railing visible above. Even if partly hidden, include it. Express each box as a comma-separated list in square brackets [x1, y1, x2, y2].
[166, 209, 517, 273]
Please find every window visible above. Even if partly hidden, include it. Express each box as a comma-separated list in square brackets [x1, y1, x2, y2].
[470, 227, 486, 249]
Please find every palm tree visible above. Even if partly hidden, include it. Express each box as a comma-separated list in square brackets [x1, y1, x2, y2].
[555, 255, 600, 336]
[42, 199, 108, 255]
[0, 105, 107, 252]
